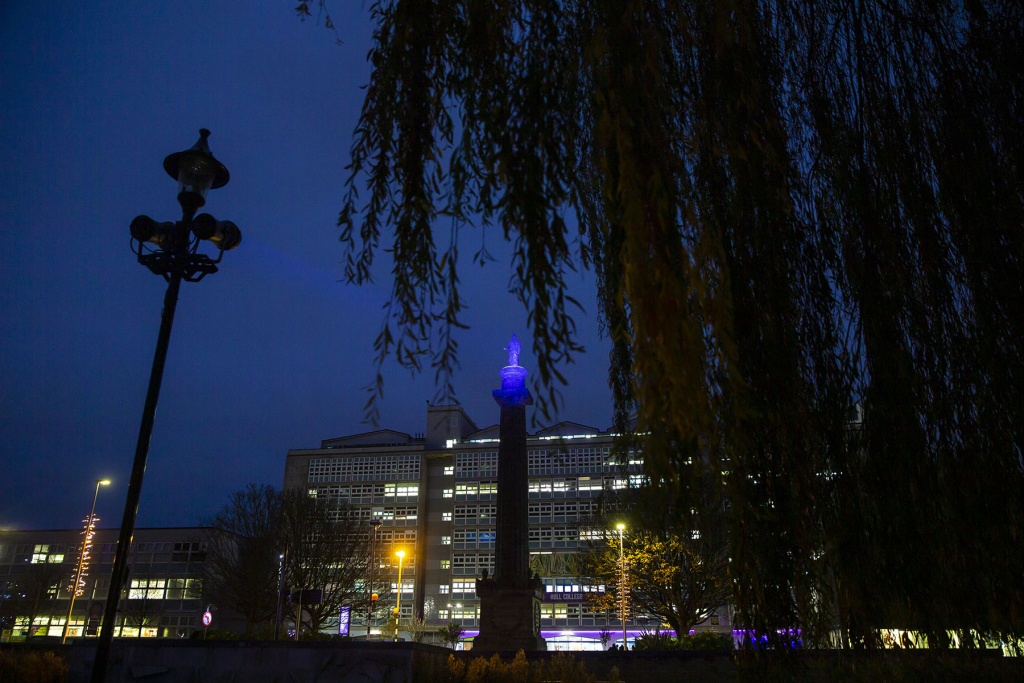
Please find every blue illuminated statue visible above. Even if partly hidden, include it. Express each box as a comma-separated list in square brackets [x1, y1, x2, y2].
[505, 334, 521, 367]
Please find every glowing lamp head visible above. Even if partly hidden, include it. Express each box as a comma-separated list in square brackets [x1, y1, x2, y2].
[616, 523, 625, 531]
[163, 129, 230, 212]
[395, 550, 405, 560]
[371, 593, 379, 602]
[98, 479, 111, 486]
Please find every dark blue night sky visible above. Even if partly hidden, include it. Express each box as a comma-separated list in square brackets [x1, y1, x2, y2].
[0, 2, 611, 531]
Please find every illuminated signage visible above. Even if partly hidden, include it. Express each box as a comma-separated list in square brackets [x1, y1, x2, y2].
[339, 605, 351, 636]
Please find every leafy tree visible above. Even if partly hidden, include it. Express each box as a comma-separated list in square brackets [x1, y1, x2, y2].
[299, 0, 1023, 647]
[583, 472, 730, 638]
[587, 531, 729, 639]
[438, 620, 465, 649]
[407, 615, 430, 642]
[280, 489, 369, 635]
[379, 607, 399, 640]
[202, 483, 282, 637]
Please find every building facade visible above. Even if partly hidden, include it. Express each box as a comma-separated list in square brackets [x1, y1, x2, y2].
[284, 402, 731, 650]
[0, 527, 220, 641]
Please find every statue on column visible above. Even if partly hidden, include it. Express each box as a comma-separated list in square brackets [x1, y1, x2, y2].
[505, 334, 521, 367]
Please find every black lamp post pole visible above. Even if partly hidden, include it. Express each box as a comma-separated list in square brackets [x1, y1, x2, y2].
[367, 519, 381, 639]
[90, 261, 184, 683]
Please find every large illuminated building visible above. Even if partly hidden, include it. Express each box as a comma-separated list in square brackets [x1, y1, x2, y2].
[283, 401, 732, 650]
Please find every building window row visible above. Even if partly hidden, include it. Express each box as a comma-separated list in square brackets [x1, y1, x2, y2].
[128, 577, 202, 600]
[529, 526, 581, 549]
[350, 508, 420, 528]
[451, 552, 493, 576]
[308, 455, 420, 483]
[30, 545, 65, 564]
[528, 475, 646, 498]
[453, 530, 495, 549]
[312, 482, 419, 504]
[454, 452, 498, 478]
[453, 504, 496, 526]
[528, 500, 599, 523]
[372, 506, 418, 525]
[544, 580, 606, 594]
[454, 481, 498, 500]
[363, 528, 416, 547]
[528, 446, 619, 475]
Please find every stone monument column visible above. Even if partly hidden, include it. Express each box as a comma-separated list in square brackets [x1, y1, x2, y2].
[473, 335, 546, 652]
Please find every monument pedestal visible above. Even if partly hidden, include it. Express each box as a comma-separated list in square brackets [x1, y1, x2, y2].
[473, 578, 545, 652]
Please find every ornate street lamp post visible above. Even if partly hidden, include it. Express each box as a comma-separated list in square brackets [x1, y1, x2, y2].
[617, 523, 628, 649]
[394, 549, 405, 642]
[91, 130, 240, 683]
[61, 479, 110, 644]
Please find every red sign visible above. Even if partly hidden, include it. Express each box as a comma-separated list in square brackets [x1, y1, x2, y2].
[202, 611, 213, 627]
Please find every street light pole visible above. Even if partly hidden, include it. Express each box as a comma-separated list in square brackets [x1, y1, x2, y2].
[367, 519, 381, 640]
[394, 550, 405, 642]
[62, 479, 110, 644]
[91, 130, 240, 683]
[274, 547, 287, 641]
[617, 523, 627, 650]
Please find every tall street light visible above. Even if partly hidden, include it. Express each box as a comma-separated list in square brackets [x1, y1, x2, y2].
[617, 523, 628, 650]
[394, 550, 405, 642]
[367, 519, 382, 640]
[91, 130, 240, 683]
[274, 547, 287, 641]
[61, 479, 110, 644]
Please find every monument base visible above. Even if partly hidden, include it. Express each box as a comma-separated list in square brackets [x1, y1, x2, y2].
[473, 578, 547, 652]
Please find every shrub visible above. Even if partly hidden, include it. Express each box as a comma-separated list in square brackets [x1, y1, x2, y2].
[0, 649, 69, 683]
[190, 628, 240, 640]
[677, 631, 733, 651]
[633, 631, 679, 651]
[438, 621, 465, 649]
[446, 649, 603, 682]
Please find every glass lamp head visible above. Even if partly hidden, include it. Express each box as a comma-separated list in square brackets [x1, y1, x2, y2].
[163, 129, 230, 212]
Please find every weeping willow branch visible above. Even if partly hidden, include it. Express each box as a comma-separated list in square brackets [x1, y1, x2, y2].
[302, 0, 1024, 645]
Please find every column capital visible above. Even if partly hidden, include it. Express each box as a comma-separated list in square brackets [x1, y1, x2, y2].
[493, 385, 533, 407]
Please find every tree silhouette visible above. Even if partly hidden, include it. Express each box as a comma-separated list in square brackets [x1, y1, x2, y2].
[280, 489, 369, 636]
[203, 484, 282, 636]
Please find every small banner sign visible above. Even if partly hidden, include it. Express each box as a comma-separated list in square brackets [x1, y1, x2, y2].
[338, 605, 351, 636]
